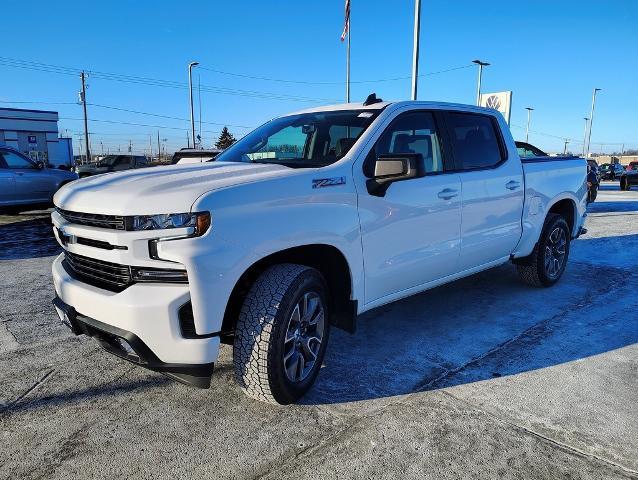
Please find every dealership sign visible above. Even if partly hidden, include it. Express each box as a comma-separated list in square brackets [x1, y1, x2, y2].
[479, 91, 512, 124]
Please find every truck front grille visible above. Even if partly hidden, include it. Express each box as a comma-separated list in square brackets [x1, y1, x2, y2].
[56, 208, 127, 230]
[61, 252, 189, 292]
[62, 251, 132, 292]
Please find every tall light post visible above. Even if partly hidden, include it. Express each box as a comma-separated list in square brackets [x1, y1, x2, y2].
[411, 0, 422, 100]
[586, 88, 601, 158]
[563, 139, 570, 155]
[582, 117, 589, 157]
[525, 107, 534, 142]
[472, 60, 490, 106]
[188, 61, 199, 149]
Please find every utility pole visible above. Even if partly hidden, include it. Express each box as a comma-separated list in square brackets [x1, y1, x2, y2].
[128, 140, 132, 156]
[586, 88, 601, 158]
[472, 60, 490, 106]
[80, 71, 91, 163]
[157, 131, 161, 162]
[525, 107, 534, 143]
[188, 61, 199, 149]
[100, 141, 104, 156]
[149, 134, 153, 159]
[411, 0, 422, 101]
[563, 139, 569, 155]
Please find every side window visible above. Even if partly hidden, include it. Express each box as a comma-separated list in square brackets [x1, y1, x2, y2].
[115, 156, 131, 166]
[447, 113, 504, 170]
[1, 150, 37, 169]
[367, 111, 444, 176]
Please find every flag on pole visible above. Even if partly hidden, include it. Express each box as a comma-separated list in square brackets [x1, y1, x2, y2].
[340, 0, 350, 41]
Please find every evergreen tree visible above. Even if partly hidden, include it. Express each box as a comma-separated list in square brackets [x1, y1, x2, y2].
[215, 127, 236, 150]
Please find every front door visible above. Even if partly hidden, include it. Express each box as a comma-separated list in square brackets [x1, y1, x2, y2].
[0, 149, 53, 203]
[357, 111, 462, 304]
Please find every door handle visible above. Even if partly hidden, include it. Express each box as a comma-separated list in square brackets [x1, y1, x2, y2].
[437, 188, 459, 200]
[506, 180, 521, 190]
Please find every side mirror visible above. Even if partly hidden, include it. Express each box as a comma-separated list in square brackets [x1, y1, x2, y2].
[366, 153, 425, 197]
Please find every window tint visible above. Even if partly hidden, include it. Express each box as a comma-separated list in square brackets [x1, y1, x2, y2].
[447, 113, 504, 170]
[1, 150, 37, 169]
[369, 111, 444, 175]
[114, 156, 131, 166]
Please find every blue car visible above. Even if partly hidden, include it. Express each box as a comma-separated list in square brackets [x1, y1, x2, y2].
[0, 146, 78, 210]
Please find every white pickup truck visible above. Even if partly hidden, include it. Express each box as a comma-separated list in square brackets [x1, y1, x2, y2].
[52, 98, 587, 404]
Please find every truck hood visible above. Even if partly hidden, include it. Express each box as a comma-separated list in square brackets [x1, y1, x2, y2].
[54, 161, 293, 214]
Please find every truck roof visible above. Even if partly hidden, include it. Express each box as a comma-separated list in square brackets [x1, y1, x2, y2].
[291, 100, 501, 116]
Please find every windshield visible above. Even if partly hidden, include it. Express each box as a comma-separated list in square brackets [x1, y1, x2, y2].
[215, 110, 381, 167]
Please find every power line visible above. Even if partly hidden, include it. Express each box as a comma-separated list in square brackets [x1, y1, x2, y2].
[0, 57, 338, 103]
[197, 63, 474, 85]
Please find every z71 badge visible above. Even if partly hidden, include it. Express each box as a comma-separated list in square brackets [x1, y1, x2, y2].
[312, 177, 346, 189]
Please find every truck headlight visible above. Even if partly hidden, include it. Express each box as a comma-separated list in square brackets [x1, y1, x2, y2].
[130, 212, 211, 235]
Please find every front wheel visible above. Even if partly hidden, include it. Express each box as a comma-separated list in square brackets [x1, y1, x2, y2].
[233, 264, 330, 405]
[516, 214, 571, 288]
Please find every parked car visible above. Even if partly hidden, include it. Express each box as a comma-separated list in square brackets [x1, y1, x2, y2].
[586, 162, 599, 203]
[171, 148, 222, 165]
[74, 155, 149, 178]
[51, 98, 587, 404]
[624, 161, 638, 172]
[0, 146, 78, 210]
[620, 166, 638, 191]
[599, 162, 624, 180]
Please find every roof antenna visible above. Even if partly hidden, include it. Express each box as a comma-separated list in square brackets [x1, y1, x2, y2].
[363, 93, 383, 106]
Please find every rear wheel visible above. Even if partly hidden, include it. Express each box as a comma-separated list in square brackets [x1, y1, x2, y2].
[233, 264, 330, 405]
[620, 177, 629, 191]
[516, 214, 571, 288]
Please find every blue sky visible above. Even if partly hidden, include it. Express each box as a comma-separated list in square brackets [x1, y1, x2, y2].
[2, 0, 636, 155]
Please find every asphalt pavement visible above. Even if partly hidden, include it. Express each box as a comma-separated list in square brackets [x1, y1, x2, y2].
[0, 182, 636, 479]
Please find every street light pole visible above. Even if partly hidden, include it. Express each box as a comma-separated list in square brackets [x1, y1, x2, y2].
[582, 117, 589, 157]
[188, 61, 199, 149]
[411, 0, 422, 101]
[525, 107, 534, 143]
[586, 88, 601, 158]
[472, 60, 490, 106]
[563, 139, 569, 155]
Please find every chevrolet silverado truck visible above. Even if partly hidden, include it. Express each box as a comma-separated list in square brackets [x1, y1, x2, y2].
[51, 98, 587, 405]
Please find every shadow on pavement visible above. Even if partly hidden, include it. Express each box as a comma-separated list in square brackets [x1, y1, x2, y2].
[303, 234, 638, 406]
[1, 377, 171, 417]
[0, 216, 60, 260]
[587, 201, 638, 213]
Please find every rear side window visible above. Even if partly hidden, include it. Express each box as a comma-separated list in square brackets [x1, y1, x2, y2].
[447, 113, 504, 170]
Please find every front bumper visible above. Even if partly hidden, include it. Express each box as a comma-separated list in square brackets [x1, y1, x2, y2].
[52, 254, 220, 387]
[53, 296, 214, 388]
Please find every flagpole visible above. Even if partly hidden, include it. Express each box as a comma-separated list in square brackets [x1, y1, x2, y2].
[346, 7, 351, 103]
[411, 0, 421, 100]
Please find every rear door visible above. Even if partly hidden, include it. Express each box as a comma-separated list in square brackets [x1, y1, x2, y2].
[358, 110, 462, 303]
[443, 111, 524, 271]
[0, 153, 17, 205]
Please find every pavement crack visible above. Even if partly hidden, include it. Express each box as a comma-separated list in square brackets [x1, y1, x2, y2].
[440, 390, 638, 479]
[0, 369, 55, 416]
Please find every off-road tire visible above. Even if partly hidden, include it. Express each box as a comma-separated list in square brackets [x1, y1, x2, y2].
[516, 214, 571, 288]
[233, 264, 330, 405]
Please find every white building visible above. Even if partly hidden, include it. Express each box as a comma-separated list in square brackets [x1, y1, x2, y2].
[0, 107, 73, 166]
